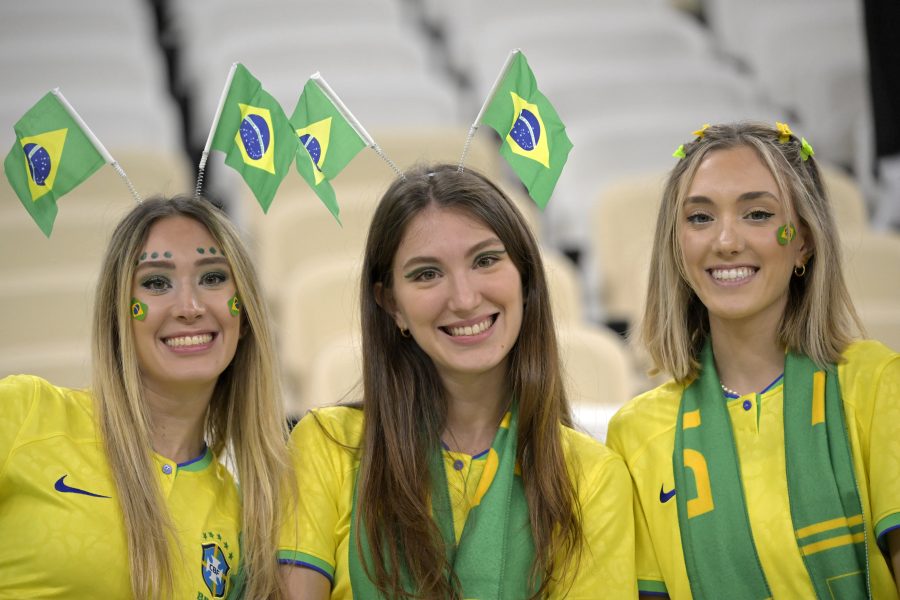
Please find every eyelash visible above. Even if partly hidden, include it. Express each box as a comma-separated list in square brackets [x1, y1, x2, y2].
[406, 252, 504, 282]
[140, 275, 172, 293]
[686, 210, 775, 224]
[139, 271, 229, 292]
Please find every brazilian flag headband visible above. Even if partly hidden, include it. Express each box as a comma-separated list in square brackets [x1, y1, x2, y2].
[458, 48, 573, 210]
[3, 87, 142, 237]
[195, 63, 402, 225]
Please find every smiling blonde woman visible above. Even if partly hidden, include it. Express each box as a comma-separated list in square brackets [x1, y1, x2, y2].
[607, 122, 900, 599]
[0, 196, 292, 599]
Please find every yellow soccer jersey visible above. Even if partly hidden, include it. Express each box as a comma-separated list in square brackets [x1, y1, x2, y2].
[607, 340, 900, 598]
[0, 375, 242, 600]
[278, 406, 636, 599]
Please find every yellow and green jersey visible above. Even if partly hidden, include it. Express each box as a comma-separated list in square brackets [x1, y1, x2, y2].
[278, 406, 637, 599]
[607, 340, 900, 598]
[0, 375, 242, 599]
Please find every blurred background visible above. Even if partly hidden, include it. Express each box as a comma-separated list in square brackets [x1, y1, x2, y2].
[1, 0, 897, 439]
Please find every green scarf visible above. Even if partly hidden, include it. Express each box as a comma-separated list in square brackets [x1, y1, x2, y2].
[674, 341, 869, 599]
[349, 406, 535, 599]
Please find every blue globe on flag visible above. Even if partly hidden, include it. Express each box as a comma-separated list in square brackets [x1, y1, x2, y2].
[23, 143, 51, 185]
[239, 114, 271, 160]
[299, 133, 323, 171]
[508, 109, 541, 151]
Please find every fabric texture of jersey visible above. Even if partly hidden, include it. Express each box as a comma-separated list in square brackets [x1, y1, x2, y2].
[278, 406, 637, 599]
[0, 375, 242, 599]
[606, 340, 900, 599]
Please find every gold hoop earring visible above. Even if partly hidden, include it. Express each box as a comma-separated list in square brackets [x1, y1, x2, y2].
[794, 263, 806, 277]
[400, 328, 411, 338]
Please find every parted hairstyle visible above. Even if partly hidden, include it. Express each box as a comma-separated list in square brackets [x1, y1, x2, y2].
[356, 163, 582, 599]
[91, 195, 292, 599]
[641, 122, 863, 381]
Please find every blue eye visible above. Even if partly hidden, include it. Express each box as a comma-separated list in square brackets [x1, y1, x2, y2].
[141, 275, 171, 293]
[747, 210, 775, 221]
[686, 213, 713, 224]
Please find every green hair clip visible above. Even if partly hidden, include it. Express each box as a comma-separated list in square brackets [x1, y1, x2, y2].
[672, 144, 686, 159]
[800, 137, 815, 161]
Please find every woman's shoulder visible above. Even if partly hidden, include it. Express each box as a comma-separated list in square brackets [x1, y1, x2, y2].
[559, 427, 630, 499]
[607, 379, 684, 435]
[841, 339, 900, 372]
[291, 405, 365, 449]
[0, 374, 94, 422]
[838, 340, 900, 409]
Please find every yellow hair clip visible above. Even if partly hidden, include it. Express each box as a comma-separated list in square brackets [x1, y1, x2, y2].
[693, 124, 711, 139]
[800, 137, 815, 161]
[775, 122, 793, 144]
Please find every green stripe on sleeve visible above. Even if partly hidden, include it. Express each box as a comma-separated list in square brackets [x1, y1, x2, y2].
[277, 550, 335, 581]
[874, 512, 900, 555]
[638, 578, 668, 595]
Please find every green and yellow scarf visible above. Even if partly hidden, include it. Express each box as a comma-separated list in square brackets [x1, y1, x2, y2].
[349, 406, 535, 599]
[674, 340, 869, 599]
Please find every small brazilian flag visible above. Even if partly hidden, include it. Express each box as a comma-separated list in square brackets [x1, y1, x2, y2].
[291, 78, 367, 223]
[3, 92, 105, 237]
[481, 51, 573, 209]
[210, 64, 297, 213]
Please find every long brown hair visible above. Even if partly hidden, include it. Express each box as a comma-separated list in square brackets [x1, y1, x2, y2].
[357, 164, 582, 598]
[92, 195, 292, 599]
[640, 122, 863, 381]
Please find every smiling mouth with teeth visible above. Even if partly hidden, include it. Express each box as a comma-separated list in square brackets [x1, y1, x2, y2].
[442, 315, 497, 337]
[710, 267, 757, 282]
[164, 333, 214, 348]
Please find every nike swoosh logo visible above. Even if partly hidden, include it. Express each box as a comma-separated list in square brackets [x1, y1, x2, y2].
[659, 485, 676, 503]
[54, 475, 110, 498]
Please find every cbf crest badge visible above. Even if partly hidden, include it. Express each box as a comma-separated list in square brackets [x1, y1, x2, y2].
[201, 542, 230, 598]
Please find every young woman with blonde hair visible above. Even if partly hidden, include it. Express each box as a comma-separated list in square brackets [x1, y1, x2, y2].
[607, 122, 900, 598]
[0, 195, 292, 599]
[279, 164, 635, 599]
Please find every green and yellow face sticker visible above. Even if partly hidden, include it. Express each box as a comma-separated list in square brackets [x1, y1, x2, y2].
[130, 297, 148, 321]
[228, 294, 241, 317]
[777, 223, 796, 246]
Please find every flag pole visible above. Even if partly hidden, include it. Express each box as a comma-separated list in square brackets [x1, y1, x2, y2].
[311, 72, 405, 181]
[196, 62, 238, 198]
[52, 88, 142, 203]
[458, 48, 519, 173]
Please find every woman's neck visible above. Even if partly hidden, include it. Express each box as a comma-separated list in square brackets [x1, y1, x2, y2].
[709, 315, 786, 396]
[441, 369, 509, 456]
[142, 382, 212, 464]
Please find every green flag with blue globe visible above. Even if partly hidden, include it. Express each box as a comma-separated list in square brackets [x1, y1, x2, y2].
[3, 92, 105, 237]
[481, 51, 573, 209]
[210, 63, 297, 213]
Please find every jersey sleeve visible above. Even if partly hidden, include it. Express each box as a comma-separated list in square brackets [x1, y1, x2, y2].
[277, 410, 350, 583]
[550, 437, 637, 599]
[868, 353, 900, 556]
[0, 375, 40, 475]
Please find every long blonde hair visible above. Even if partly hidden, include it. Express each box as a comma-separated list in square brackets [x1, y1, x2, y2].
[357, 164, 582, 598]
[91, 195, 291, 599]
[641, 122, 864, 381]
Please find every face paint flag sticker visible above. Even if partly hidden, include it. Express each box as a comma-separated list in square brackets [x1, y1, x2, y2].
[291, 73, 400, 223]
[459, 49, 573, 209]
[199, 63, 297, 213]
[3, 89, 141, 236]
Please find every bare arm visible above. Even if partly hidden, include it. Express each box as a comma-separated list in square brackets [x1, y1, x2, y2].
[280, 564, 330, 600]
[890, 529, 900, 593]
